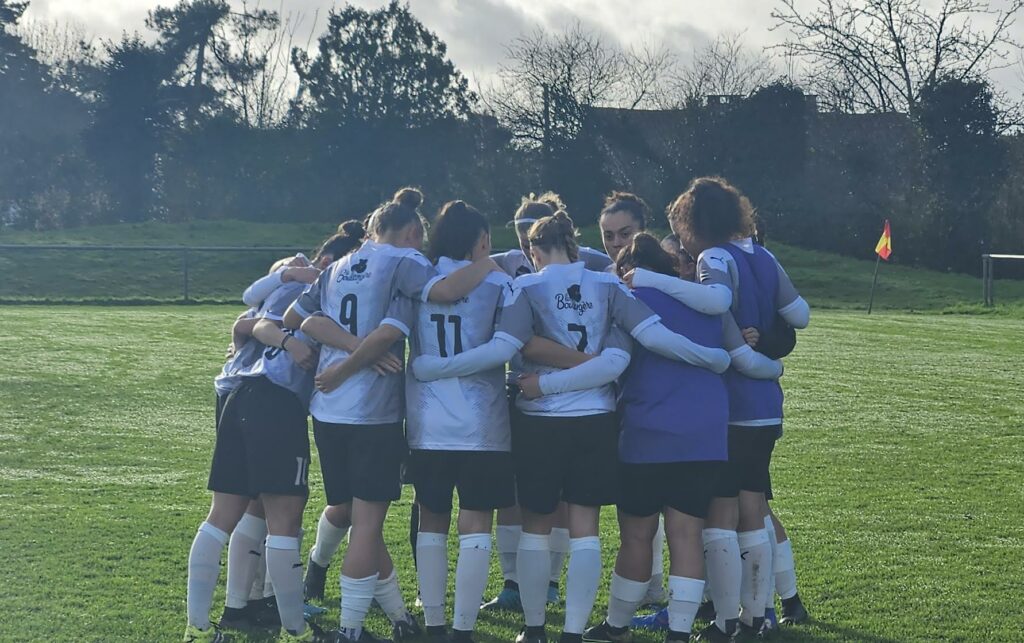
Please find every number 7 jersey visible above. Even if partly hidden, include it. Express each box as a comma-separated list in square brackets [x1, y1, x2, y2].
[406, 257, 513, 452]
[291, 240, 441, 425]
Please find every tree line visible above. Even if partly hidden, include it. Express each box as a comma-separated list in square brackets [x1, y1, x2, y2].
[1, 0, 1023, 274]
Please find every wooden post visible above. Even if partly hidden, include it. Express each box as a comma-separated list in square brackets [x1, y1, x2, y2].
[182, 248, 190, 303]
[867, 253, 881, 314]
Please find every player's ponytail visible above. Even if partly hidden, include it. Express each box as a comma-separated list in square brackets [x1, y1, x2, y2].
[615, 232, 678, 278]
[315, 219, 366, 265]
[428, 200, 489, 262]
[667, 177, 756, 248]
[528, 209, 580, 263]
[367, 186, 428, 238]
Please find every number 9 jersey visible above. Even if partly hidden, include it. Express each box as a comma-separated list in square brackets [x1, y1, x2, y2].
[290, 240, 441, 425]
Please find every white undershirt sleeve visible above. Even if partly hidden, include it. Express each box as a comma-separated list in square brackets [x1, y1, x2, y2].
[242, 269, 285, 307]
[633, 323, 731, 374]
[729, 345, 784, 379]
[778, 296, 810, 329]
[538, 348, 631, 396]
[631, 268, 732, 315]
[412, 336, 520, 382]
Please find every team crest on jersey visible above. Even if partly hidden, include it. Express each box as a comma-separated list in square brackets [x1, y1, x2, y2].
[337, 257, 371, 282]
[555, 283, 593, 315]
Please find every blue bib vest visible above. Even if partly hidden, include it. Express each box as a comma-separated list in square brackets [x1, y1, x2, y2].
[618, 287, 728, 463]
[721, 244, 784, 423]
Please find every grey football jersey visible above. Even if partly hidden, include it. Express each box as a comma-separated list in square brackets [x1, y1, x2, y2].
[495, 262, 658, 417]
[237, 282, 316, 408]
[491, 247, 612, 279]
[214, 311, 263, 397]
[292, 240, 439, 425]
[406, 258, 512, 451]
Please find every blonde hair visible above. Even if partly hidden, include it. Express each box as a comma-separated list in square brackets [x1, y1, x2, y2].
[528, 210, 579, 262]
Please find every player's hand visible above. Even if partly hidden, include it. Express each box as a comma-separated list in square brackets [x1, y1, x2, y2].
[517, 374, 543, 399]
[225, 342, 236, 359]
[742, 327, 760, 347]
[372, 352, 404, 376]
[621, 269, 636, 289]
[287, 338, 318, 371]
[283, 266, 320, 285]
[315, 362, 346, 393]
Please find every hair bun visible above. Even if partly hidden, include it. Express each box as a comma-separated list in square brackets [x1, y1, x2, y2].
[536, 191, 566, 213]
[394, 187, 424, 210]
[552, 210, 575, 232]
[338, 219, 366, 239]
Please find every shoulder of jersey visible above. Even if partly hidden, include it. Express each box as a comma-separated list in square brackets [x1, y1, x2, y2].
[387, 246, 432, 266]
[588, 269, 623, 285]
[484, 271, 514, 288]
[513, 271, 544, 288]
[699, 246, 735, 269]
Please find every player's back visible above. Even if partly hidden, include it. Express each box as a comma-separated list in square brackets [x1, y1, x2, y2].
[407, 257, 512, 451]
[515, 262, 623, 416]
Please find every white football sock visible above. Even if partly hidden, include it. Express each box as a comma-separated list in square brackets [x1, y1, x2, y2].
[517, 533, 550, 627]
[764, 516, 778, 606]
[186, 522, 228, 629]
[416, 532, 448, 627]
[312, 509, 349, 568]
[774, 539, 798, 600]
[339, 572, 378, 634]
[225, 514, 267, 609]
[496, 525, 522, 583]
[563, 536, 601, 634]
[374, 566, 410, 624]
[667, 576, 705, 635]
[738, 529, 772, 626]
[549, 527, 570, 584]
[703, 528, 741, 633]
[265, 535, 306, 634]
[606, 572, 649, 628]
[454, 533, 491, 632]
[249, 535, 267, 601]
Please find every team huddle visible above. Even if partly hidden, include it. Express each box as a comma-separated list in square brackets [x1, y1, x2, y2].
[184, 177, 811, 643]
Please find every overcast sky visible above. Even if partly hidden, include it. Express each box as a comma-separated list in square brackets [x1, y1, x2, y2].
[22, 0, 1024, 95]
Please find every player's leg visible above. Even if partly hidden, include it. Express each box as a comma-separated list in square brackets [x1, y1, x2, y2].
[304, 503, 351, 601]
[769, 508, 809, 625]
[559, 414, 619, 643]
[221, 499, 266, 630]
[482, 504, 524, 612]
[644, 516, 667, 606]
[662, 508, 706, 642]
[375, 540, 422, 639]
[410, 449, 455, 638]
[699, 428, 742, 640]
[549, 502, 570, 605]
[735, 427, 777, 639]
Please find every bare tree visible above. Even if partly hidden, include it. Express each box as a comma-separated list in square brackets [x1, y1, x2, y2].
[772, 0, 1024, 113]
[15, 18, 98, 93]
[661, 32, 777, 109]
[484, 22, 674, 147]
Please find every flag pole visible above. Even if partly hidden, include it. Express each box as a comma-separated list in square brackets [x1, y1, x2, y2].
[867, 253, 881, 314]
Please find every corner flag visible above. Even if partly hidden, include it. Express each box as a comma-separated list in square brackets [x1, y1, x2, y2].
[875, 220, 892, 260]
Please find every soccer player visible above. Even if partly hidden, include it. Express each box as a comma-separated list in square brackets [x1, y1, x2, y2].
[483, 193, 609, 612]
[414, 211, 731, 643]
[400, 200, 518, 642]
[284, 188, 502, 643]
[582, 234, 781, 643]
[630, 178, 809, 640]
[185, 278, 326, 643]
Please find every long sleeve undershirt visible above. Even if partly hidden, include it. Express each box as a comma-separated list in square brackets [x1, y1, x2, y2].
[538, 348, 631, 395]
[633, 323, 731, 374]
[631, 268, 732, 315]
[242, 269, 285, 307]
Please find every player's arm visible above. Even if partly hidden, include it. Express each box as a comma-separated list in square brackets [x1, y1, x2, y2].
[521, 336, 593, 369]
[412, 285, 534, 382]
[283, 270, 327, 329]
[231, 315, 259, 354]
[423, 257, 504, 303]
[314, 323, 406, 392]
[775, 261, 810, 329]
[626, 268, 732, 315]
[520, 328, 633, 398]
[253, 318, 318, 370]
[300, 314, 359, 352]
[610, 283, 730, 374]
[722, 313, 783, 379]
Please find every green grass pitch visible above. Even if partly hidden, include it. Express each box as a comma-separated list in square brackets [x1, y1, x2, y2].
[1, 306, 1022, 642]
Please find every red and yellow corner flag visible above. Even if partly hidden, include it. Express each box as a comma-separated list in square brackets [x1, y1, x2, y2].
[875, 219, 892, 260]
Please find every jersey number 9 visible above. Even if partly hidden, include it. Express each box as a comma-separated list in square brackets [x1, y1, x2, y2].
[339, 294, 358, 335]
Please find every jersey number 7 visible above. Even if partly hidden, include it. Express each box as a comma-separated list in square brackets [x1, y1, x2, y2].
[567, 323, 588, 352]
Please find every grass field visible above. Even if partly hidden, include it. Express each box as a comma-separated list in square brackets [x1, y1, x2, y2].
[1, 306, 1022, 642]
[2, 219, 1024, 312]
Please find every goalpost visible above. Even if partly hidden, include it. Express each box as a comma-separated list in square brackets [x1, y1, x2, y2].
[981, 254, 1024, 306]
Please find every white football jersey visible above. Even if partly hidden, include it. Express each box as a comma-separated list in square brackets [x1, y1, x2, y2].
[292, 240, 438, 425]
[406, 257, 513, 451]
[495, 262, 658, 417]
[491, 247, 612, 279]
